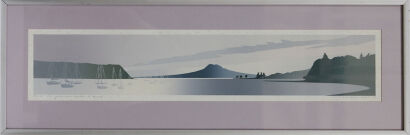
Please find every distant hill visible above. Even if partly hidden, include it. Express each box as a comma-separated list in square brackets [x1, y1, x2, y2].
[303, 53, 375, 90]
[34, 60, 132, 79]
[142, 64, 254, 78]
[266, 69, 310, 79]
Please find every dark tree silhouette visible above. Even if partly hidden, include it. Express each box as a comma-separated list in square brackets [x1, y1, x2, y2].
[303, 53, 375, 95]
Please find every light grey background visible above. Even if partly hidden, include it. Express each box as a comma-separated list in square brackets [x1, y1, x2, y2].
[33, 34, 376, 77]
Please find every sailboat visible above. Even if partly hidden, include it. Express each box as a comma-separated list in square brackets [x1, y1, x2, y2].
[118, 68, 124, 89]
[60, 63, 74, 88]
[111, 67, 117, 86]
[72, 63, 82, 84]
[96, 65, 107, 89]
[46, 63, 60, 85]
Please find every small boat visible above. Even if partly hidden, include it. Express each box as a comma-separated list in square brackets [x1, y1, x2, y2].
[95, 65, 105, 84]
[60, 63, 74, 88]
[72, 63, 82, 84]
[118, 68, 124, 89]
[96, 65, 107, 89]
[111, 67, 118, 86]
[61, 82, 74, 88]
[46, 63, 61, 85]
[47, 79, 60, 85]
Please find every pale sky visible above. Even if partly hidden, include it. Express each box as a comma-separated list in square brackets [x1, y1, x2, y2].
[34, 34, 376, 77]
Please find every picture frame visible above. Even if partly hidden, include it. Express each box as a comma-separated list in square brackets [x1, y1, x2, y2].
[0, 0, 408, 134]
[27, 29, 383, 101]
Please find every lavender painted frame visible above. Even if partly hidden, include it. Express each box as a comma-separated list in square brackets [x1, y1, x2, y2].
[0, 0, 408, 135]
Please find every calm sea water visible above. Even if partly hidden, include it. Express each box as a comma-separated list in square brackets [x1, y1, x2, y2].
[33, 78, 369, 96]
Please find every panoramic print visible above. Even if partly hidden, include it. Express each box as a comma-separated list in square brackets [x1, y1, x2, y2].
[28, 30, 381, 101]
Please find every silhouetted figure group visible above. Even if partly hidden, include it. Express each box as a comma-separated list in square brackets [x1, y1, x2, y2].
[256, 72, 266, 79]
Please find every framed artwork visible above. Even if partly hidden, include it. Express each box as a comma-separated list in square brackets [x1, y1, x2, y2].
[0, 0, 408, 135]
[28, 29, 381, 101]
